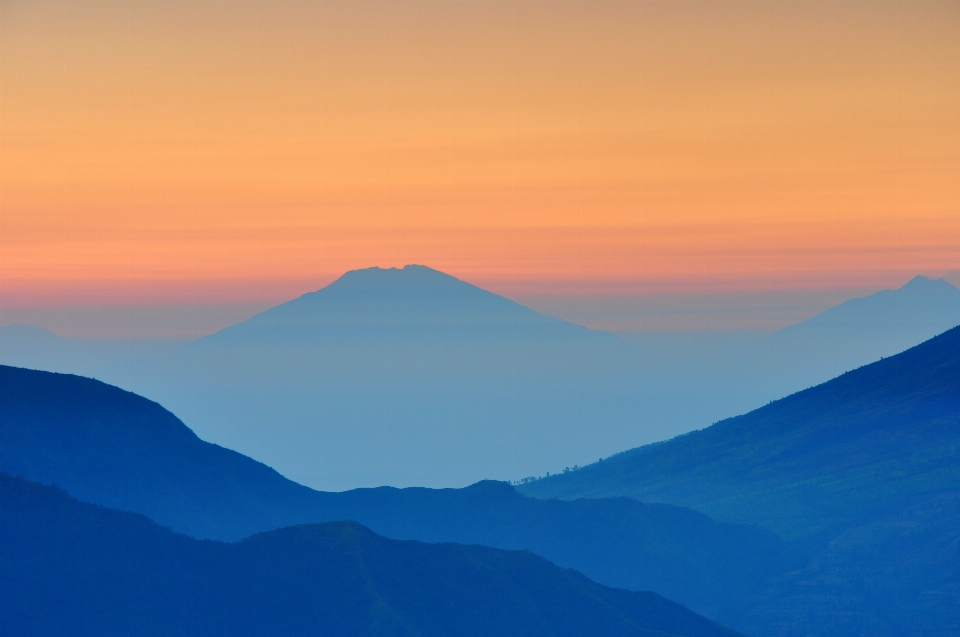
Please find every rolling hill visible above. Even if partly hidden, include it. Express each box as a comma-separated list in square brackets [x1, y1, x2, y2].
[520, 324, 960, 539]
[520, 326, 960, 633]
[0, 364, 797, 620]
[0, 474, 740, 637]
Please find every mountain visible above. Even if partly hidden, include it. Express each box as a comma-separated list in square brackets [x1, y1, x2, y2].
[520, 324, 960, 537]
[753, 274, 960, 396]
[0, 322, 181, 381]
[0, 364, 798, 621]
[122, 265, 646, 489]
[774, 275, 960, 347]
[4, 271, 957, 490]
[0, 324, 85, 375]
[618, 275, 960, 443]
[0, 474, 741, 637]
[0, 323, 64, 354]
[520, 326, 960, 635]
[0, 364, 321, 540]
[199, 264, 604, 344]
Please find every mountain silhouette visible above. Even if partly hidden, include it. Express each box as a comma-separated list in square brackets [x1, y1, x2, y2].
[120, 265, 645, 489]
[624, 275, 960, 442]
[0, 324, 76, 372]
[199, 264, 604, 343]
[521, 325, 960, 634]
[754, 274, 960, 390]
[521, 324, 960, 537]
[0, 322, 181, 381]
[4, 270, 958, 490]
[0, 474, 741, 637]
[779, 275, 960, 336]
[0, 364, 796, 620]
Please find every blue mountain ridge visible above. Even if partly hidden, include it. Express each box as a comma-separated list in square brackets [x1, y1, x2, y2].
[521, 325, 960, 635]
[5, 310, 960, 634]
[0, 364, 796, 622]
[0, 474, 741, 637]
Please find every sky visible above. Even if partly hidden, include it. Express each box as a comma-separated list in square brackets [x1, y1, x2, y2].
[1, 1, 958, 337]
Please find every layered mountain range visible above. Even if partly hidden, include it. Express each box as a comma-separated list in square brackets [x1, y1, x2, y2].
[1, 474, 737, 637]
[3, 266, 960, 635]
[0, 364, 795, 620]
[2, 267, 958, 491]
[522, 326, 960, 635]
[5, 317, 960, 634]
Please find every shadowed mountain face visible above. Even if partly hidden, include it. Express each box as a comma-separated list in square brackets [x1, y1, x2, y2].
[0, 364, 796, 621]
[0, 364, 322, 540]
[520, 324, 960, 539]
[0, 475, 741, 637]
[521, 326, 960, 636]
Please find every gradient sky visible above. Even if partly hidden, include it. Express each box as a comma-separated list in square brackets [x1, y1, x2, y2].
[1, 1, 958, 336]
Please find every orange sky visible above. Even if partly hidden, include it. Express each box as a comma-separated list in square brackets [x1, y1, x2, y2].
[1, 0, 958, 313]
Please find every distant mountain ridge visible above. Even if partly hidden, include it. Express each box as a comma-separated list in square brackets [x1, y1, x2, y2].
[756, 274, 960, 387]
[779, 275, 960, 333]
[619, 275, 960, 444]
[0, 474, 740, 637]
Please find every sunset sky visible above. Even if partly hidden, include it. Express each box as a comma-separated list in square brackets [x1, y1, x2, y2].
[1, 1, 958, 336]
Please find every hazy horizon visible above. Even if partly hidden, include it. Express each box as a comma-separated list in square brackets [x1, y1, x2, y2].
[4, 269, 959, 340]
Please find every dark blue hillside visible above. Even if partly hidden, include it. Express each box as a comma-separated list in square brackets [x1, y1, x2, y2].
[0, 365, 319, 540]
[297, 479, 800, 618]
[520, 325, 960, 539]
[0, 474, 741, 637]
[0, 364, 796, 621]
[519, 325, 960, 635]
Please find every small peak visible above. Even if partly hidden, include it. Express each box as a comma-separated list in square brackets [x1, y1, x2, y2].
[325, 265, 464, 291]
[0, 323, 63, 339]
[899, 275, 956, 292]
[463, 480, 517, 496]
